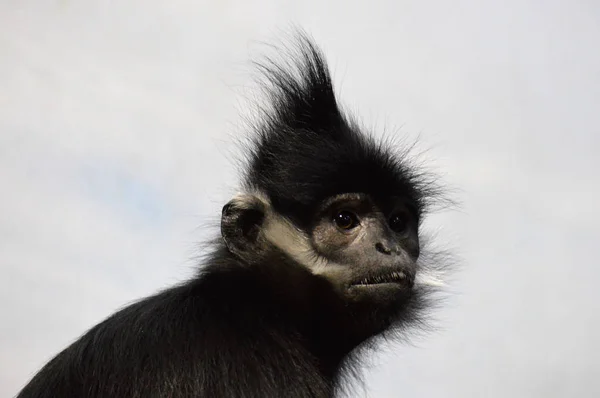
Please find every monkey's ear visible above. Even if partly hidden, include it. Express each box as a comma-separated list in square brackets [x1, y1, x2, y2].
[221, 195, 266, 262]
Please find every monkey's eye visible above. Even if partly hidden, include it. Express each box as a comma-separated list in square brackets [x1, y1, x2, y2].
[389, 213, 408, 233]
[333, 211, 359, 230]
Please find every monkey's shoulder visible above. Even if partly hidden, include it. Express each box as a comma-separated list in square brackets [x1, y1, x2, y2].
[18, 267, 331, 398]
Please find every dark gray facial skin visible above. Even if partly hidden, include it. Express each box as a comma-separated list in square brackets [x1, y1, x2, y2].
[310, 193, 420, 302]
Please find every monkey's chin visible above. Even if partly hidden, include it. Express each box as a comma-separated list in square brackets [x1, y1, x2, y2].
[343, 282, 415, 338]
[346, 281, 413, 304]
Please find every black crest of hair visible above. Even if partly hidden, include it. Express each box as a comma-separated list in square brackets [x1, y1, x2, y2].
[16, 32, 448, 398]
[245, 35, 437, 229]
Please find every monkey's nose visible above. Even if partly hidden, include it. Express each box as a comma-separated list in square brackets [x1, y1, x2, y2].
[375, 242, 393, 255]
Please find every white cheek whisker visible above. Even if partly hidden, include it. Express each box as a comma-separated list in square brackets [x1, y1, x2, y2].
[255, 195, 347, 276]
[414, 269, 446, 287]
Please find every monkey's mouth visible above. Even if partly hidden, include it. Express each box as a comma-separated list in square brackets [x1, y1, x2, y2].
[351, 270, 414, 287]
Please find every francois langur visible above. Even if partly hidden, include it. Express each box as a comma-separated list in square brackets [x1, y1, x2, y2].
[17, 33, 450, 398]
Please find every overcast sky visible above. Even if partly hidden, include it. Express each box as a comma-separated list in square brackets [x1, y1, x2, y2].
[1, 1, 599, 397]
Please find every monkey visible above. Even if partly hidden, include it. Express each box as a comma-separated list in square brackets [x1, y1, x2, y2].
[16, 33, 448, 398]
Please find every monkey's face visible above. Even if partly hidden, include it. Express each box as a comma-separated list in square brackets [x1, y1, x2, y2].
[221, 191, 422, 329]
[308, 193, 420, 305]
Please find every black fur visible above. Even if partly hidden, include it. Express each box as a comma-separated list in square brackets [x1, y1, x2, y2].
[17, 33, 444, 398]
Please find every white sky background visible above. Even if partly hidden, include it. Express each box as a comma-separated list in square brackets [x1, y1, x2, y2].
[1, 1, 599, 397]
